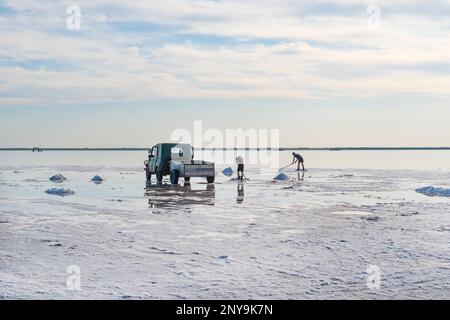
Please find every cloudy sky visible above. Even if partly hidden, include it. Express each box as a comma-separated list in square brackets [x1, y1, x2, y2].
[1, 0, 450, 147]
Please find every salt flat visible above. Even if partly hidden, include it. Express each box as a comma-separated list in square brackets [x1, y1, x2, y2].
[1, 151, 450, 299]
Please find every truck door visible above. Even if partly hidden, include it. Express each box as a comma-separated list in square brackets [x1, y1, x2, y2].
[148, 146, 158, 173]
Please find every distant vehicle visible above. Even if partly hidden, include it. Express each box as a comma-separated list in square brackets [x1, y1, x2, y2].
[32, 147, 43, 152]
[144, 143, 215, 186]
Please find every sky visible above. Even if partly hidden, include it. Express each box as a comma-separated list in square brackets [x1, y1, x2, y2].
[1, 0, 450, 147]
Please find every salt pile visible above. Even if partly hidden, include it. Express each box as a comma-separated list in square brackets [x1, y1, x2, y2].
[45, 188, 75, 196]
[49, 174, 66, 182]
[416, 186, 450, 197]
[91, 175, 104, 182]
[274, 173, 289, 181]
[222, 167, 233, 177]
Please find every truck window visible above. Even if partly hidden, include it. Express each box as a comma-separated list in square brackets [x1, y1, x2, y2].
[171, 147, 184, 158]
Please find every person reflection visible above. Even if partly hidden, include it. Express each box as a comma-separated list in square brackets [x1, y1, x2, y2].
[236, 182, 244, 204]
[146, 182, 215, 210]
[297, 171, 304, 181]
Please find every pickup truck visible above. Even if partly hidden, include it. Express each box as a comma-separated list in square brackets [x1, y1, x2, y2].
[145, 143, 215, 186]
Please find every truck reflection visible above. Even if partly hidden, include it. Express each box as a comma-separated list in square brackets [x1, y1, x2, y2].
[145, 183, 215, 211]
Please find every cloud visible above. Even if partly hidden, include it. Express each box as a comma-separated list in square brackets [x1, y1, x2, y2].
[1, 0, 450, 107]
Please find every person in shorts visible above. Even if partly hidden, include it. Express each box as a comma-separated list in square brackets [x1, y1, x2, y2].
[292, 152, 305, 171]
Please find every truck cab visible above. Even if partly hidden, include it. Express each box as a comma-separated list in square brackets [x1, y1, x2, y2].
[145, 143, 215, 186]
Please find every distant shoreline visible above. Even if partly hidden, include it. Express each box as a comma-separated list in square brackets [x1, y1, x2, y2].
[1, 147, 450, 151]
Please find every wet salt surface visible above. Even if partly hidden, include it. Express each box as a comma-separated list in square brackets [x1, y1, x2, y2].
[1, 151, 450, 299]
[330, 210, 372, 215]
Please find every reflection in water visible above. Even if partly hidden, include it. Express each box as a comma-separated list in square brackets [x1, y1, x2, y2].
[145, 183, 215, 211]
[298, 171, 304, 181]
[236, 182, 244, 204]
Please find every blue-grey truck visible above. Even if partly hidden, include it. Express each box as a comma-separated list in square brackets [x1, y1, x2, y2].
[145, 143, 215, 186]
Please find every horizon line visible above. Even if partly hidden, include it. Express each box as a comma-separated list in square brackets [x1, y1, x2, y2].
[1, 147, 450, 151]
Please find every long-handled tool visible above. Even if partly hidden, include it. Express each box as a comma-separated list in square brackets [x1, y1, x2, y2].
[278, 162, 294, 172]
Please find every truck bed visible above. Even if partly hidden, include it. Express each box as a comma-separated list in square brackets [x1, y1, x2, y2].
[183, 163, 215, 177]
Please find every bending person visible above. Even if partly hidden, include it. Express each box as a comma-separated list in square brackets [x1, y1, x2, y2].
[292, 152, 305, 171]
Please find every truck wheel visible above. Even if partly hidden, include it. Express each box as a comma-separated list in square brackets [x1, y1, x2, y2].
[170, 170, 179, 185]
[206, 176, 215, 184]
[156, 169, 163, 184]
[184, 177, 190, 183]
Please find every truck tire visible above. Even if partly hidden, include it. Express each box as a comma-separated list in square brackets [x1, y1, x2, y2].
[170, 170, 179, 185]
[156, 168, 163, 184]
[184, 177, 190, 183]
[206, 176, 215, 184]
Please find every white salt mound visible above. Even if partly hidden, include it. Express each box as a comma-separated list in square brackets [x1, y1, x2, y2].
[222, 167, 233, 177]
[416, 186, 450, 197]
[91, 175, 104, 182]
[274, 173, 289, 181]
[49, 174, 66, 182]
[45, 188, 75, 196]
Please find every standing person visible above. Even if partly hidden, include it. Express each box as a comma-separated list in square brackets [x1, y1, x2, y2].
[236, 155, 244, 180]
[292, 152, 305, 171]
